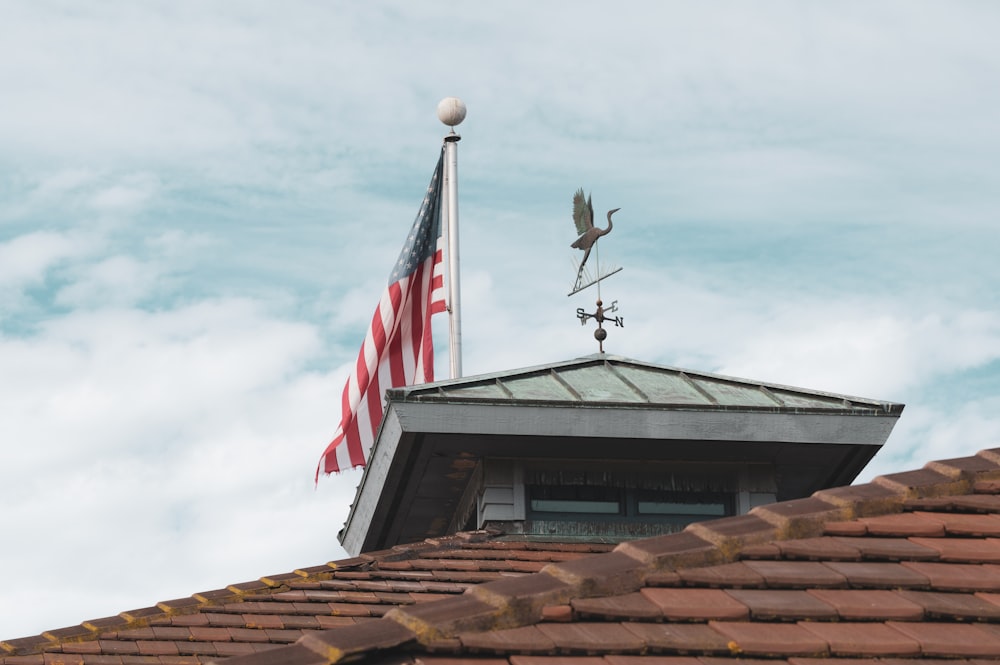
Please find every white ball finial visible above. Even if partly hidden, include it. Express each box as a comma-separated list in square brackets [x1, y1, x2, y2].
[437, 97, 467, 127]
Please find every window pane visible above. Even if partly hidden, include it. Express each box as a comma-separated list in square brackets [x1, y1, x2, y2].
[530, 499, 622, 514]
[637, 501, 727, 516]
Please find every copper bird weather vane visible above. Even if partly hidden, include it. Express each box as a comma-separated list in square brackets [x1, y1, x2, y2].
[568, 188, 623, 353]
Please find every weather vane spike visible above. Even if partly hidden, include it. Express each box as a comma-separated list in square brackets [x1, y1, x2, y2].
[567, 187, 624, 352]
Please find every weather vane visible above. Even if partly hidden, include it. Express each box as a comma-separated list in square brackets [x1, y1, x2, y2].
[568, 187, 623, 353]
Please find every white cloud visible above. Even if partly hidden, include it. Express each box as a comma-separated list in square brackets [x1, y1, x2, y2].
[0, 296, 359, 636]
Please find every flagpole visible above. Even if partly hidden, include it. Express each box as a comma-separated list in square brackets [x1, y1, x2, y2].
[437, 97, 466, 379]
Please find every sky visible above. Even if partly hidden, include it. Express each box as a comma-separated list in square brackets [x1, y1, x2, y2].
[2, 0, 1000, 640]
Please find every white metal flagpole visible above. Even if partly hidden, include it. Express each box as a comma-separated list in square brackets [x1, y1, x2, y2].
[437, 97, 466, 379]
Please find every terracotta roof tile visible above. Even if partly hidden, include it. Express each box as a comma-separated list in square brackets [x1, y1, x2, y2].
[618, 623, 733, 655]
[832, 536, 940, 561]
[821, 561, 930, 589]
[887, 621, 1000, 658]
[896, 589, 1000, 620]
[856, 513, 946, 537]
[723, 589, 838, 621]
[19, 454, 1000, 665]
[739, 560, 846, 588]
[901, 561, 1000, 591]
[796, 622, 920, 657]
[709, 621, 829, 657]
[911, 511, 1000, 535]
[507, 657, 605, 665]
[772, 537, 862, 561]
[570, 594, 660, 621]
[804, 589, 923, 620]
[910, 536, 1000, 563]
[638, 588, 748, 621]
[674, 562, 765, 588]
[533, 624, 644, 655]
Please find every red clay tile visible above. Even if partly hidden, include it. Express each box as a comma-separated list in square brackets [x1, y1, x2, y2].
[97, 642, 140, 656]
[213, 642, 259, 657]
[175, 642, 217, 657]
[543, 552, 648, 597]
[535, 623, 645, 654]
[389, 595, 499, 634]
[902, 561, 1000, 591]
[571, 593, 661, 621]
[135, 640, 183, 656]
[604, 657, 702, 665]
[751, 496, 844, 537]
[857, 513, 946, 537]
[643, 572, 682, 587]
[209, 643, 328, 665]
[615, 532, 719, 569]
[185, 626, 233, 642]
[775, 537, 862, 561]
[797, 622, 920, 657]
[82, 617, 131, 633]
[0, 637, 52, 656]
[40, 627, 93, 642]
[813, 482, 905, 516]
[676, 562, 765, 588]
[927, 454, 1000, 479]
[262, 629, 303, 644]
[921, 511, 1000, 535]
[806, 589, 923, 620]
[822, 521, 869, 537]
[887, 621, 1000, 657]
[874, 468, 966, 498]
[710, 621, 828, 657]
[298, 620, 416, 661]
[242, 615, 284, 630]
[509, 657, 605, 665]
[742, 560, 846, 588]
[226, 628, 270, 643]
[737, 543, 782, 559]
[313, 616, 359, 630]
[910, 536, 1000, 563]
[698, 658, 781, 665]
[640, 588, 748, 621]
[470, 573, 573, 617]
[59, 641, 105, 655]
[976, 479, 1000, 494]
[822, 561, 930, 589]
[416, 659, 509, 665]
[833, 537, 939, 561]
[156, 598, 203, 612]
[540, 605, 572, 623]
[724, 590, 837, 621]
[897, 589, 1000, 620]
[147, 628, 192, 641]
[686, 514, 777, 548]
[620, 623, 733, 655]
[38, 656, 87, 665]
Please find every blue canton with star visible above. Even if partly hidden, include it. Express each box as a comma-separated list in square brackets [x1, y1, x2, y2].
[389, 150, 445, 284]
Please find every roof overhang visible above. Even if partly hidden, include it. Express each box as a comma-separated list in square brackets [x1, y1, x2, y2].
[340, 356, 903, 555]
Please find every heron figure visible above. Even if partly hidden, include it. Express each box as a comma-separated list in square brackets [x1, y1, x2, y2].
[571, 188, 619, 282]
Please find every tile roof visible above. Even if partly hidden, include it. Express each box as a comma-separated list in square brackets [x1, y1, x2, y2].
[8, 449, 1000, 665]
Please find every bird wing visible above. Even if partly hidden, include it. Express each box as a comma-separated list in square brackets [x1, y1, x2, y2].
[572, 188, 594, 235]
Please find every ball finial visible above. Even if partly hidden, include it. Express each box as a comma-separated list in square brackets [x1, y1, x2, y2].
[437, 97, 467, 127]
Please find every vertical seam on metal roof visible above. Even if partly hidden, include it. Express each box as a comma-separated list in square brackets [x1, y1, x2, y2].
[758, 386, 786, 406]
[605, 360, 651, 403]
[679, 371, 719, 405]
[549, 368, 583, 401]
[494, 378, 515, 399]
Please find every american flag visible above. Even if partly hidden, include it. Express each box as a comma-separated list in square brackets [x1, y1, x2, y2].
[317, 150, 447, 477]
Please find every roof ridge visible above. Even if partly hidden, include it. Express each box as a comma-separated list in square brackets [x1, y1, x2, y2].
[216, 448, 1000, 665]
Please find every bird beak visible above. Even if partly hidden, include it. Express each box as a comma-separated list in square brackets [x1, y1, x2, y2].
[610, 208, 621, 214]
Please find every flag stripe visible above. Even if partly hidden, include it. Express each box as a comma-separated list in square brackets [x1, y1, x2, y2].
[317, 150, 446, 478]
